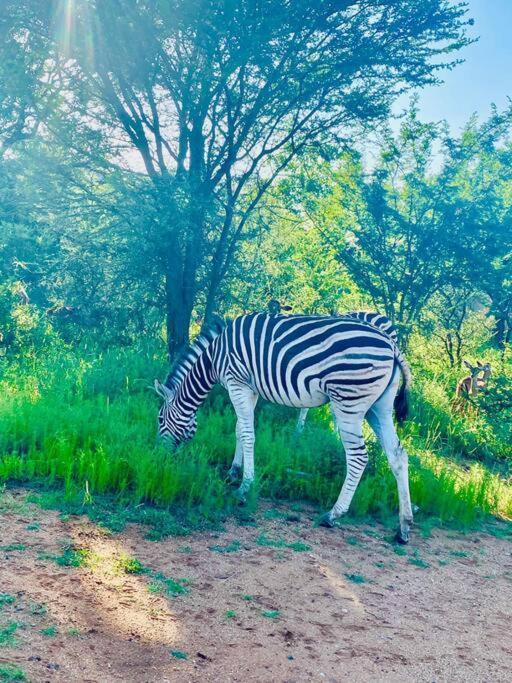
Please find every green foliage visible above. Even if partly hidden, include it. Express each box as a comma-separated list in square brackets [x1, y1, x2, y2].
[39, 544, 90, 568]
[39, 625, 57, 637]
[0, 342, 510, 534]
[408, 551, 430, 569]
[255, 534, 311, 552]
[169, 650, 188, 660]
[209, 540, 242, 554]
[344, 573, 366, 584]
[0, 595, 15, 609]
[260, 610, 280, 619]
[115, 557, 148, 575]
[0, 622, 20, 648]
[0, 664, 26, 682]
[148, 574, 189, 598]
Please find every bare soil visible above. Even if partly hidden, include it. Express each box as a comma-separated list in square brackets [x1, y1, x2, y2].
[0, 489, 511, 683]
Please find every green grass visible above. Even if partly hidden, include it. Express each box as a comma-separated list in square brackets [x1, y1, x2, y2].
[255, 533, 311, 552]
[408, 551, 430, 569]
[39, 544, 90, 568]
[0, 595, 15, 609]
[170, 649, 188, 660]
[344, 573, 366, 584]
[40, 625, 58, 637]
[209, 540, 242, 553]
[115, 556, 148, 575]
[147, 573, 189, 597]
[0, 342, 510, 535]
[0, 664, 26, 682]
[0, 622, 20, 648]
[261, 609, 280, 619]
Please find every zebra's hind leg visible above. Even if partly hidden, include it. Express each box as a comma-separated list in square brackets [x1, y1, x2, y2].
[366, 404, 413, 544]
[319, 407, 367, 528]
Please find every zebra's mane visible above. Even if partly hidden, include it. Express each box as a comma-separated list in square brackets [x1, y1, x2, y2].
[165, 318, 225, 391]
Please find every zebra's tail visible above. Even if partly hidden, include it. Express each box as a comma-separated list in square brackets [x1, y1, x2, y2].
[394, 348, 412, 424]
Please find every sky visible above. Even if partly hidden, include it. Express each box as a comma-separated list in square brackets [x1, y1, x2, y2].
[395, 0, 512, 132]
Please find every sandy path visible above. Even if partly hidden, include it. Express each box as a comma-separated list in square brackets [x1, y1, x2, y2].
[0, 489, 511, 683]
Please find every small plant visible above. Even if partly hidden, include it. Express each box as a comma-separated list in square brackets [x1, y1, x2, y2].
[148, 573, 189, 597]
[242, 594, 253, 601]
[26, 522, 41, 531]
[177, 545, 193, 554]
[115, 556, 148, 575]
[29, 602, 47, 616]
[0, 622, 20, 648]
[170, 649, 188, 660]
[345, 536, 361, 546]
[67, 627, 81, 637]
[408, 551, 430, 569]
[40, 544, 89, 568]
[0, 664, 26, 681]
[344, 573, 366, 584]
[0, 594, 16, 609]
[286, 541, 311, 552]
[40, 625, 58, 637]
[224, 610, 236, 619]
[209, 540, 242, 554]
[449, 550, 469, 558]
[392, 544, 407, 556]
[0, 544, 26, 553]
[256, 534, 311, 552]
[261, 609, 280, 619]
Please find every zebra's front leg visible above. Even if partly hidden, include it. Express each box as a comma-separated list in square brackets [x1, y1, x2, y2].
[226, 383, 258, 502]
[319, 407, 367, 528]
[296, 408, 308, 434]
[227, 420, 243, 482]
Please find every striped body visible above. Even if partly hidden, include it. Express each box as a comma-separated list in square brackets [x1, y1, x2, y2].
[296, 311, 399, 432]
[156, 312, 414, 542]
[343, 311, 398, 343]
[212, 314, 399, 410]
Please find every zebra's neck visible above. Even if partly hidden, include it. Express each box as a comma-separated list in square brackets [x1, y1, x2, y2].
[172, 344, 217, 417]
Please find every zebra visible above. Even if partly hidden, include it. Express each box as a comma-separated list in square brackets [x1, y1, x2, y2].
[296, 310, 398, 432]
[155, 312, 414, 543]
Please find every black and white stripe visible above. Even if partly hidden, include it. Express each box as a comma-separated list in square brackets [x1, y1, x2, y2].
[296, 311, 399, 431]
[155, 312, 413, 542]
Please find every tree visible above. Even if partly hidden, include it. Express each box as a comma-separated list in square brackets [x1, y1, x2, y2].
[11, 0, 471, 355]
[283, 105, 512, 346]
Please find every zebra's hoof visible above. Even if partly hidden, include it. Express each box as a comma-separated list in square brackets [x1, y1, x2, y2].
[232, 488, 247, 505]
[395, 529, 409, 545]
[317, 513, 335, 529]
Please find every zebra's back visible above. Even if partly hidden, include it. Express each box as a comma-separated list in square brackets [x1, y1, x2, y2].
[342, 311, 398, 343]
[214, 313, 397, 411]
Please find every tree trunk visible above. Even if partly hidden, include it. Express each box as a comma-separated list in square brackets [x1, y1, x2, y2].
[494, 315, 510, 349]
[165, 266, 193, 359]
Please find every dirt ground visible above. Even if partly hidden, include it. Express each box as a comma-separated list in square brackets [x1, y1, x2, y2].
[0, 490, 511, 683]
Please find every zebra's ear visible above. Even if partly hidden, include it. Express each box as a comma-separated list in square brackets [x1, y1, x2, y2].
[154, 380, 174, 401]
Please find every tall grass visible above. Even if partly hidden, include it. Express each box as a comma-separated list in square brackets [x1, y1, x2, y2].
[0, 341, 510, 529]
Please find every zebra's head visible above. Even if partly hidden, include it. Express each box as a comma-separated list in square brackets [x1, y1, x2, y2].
[154, 380, 197, 447]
